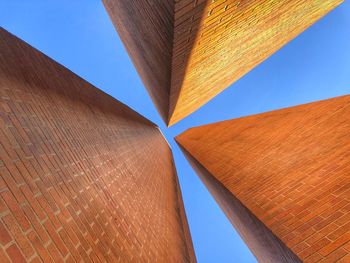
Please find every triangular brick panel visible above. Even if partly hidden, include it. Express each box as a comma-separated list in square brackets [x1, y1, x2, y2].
[0, 28, 196, 263]
[176, 95, 350, 262]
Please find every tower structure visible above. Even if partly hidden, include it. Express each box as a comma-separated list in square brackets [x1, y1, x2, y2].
[0, 28, 196, 262]
[176, 95, 350, 262]
[103, 0, 343, 125]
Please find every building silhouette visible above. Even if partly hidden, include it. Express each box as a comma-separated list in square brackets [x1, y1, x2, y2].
[103, 0, 343, 125]
[176, 95, 350, 262]
[0, 28, 196, 262]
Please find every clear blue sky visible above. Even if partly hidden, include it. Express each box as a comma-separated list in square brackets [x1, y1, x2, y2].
[1, 1, 349, 262]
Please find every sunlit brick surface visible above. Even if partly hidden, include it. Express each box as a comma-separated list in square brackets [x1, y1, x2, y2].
[177, 95, 350, 262]
[0, 29, 195, 263]
[103, 0, 342, 125]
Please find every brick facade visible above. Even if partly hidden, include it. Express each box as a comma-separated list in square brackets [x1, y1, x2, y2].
[176, 95, 350, 262]
[180, 145, 301, 263]
[102, 0, 174, 124]
[103, 0, 343, 125]
[0, 28, 196, 262]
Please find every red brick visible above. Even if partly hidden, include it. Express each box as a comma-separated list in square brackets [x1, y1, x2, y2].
[327, 222, 350, 241]
[300, 238, 331, 259]
[0, 167, 25, 204]
[22, 204, 50, 244]
[6, 244, 26, 263]
[0, 247, 11, 263]
[43, 220, 69, 258]
[304, 253, 324, 263]
[27, 231, 54, 263]
[29, 256, 42, 263]
[334, 213, 350, 227]
[2, 213, 35, 258]
[306, 223, 339, 245]
[344, 241, 350, 252]
[338, 254, 350, 263]
[46, 242, 64, 263]
[322, 247, 348, 262]
[293, 242, 309, 254]
[313, 211, 344, 231]
[319, 233, 350, 257]
[1, 191, 31, 232]
[0, 194, 8, 214]
[19, 185, 46, 221]
[0, 220, 12, 246]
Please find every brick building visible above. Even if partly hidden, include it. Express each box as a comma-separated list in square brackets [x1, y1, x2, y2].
[0, 28, 196, 262]
[102, 0, 343, 125]
[176, 96, 350, 262]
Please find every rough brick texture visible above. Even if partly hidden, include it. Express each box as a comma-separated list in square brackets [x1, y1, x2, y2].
[103, 0, 342, 125]
[176, 95, 350, 262]
[0, 28, 196, 262]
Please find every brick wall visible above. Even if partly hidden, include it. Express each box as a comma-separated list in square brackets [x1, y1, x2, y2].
[102, 0, 342, 125]
[0, 28, 196, 262]
[180, 145, 301, 263]
[176, 95, 350, 262]
[169, 0, 343, 125]
[102, 0, 174, 124]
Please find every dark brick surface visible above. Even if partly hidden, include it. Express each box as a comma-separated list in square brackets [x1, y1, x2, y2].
[102, 0, 174, 124]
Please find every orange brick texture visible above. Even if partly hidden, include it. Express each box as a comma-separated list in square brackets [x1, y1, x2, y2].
[176, 95, 350, 262]
[0, 28, 196, 263]
[103, 0, 343, 126]
[179, 145, 301, 263]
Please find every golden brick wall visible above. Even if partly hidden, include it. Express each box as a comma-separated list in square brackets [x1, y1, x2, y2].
[0, 29, 196, 262]
[169, 0, 343, 125]
[177, 95, 350, 262]
[103, 0, 342, 125]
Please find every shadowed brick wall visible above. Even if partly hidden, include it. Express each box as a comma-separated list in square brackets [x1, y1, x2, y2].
[102, 0, 174, 124]
[103, 0, 343, 125]
[0, 28, 196, 263]
[176, 95, 350, 262]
